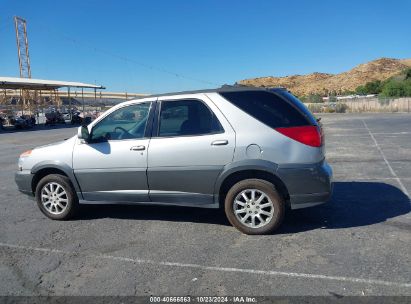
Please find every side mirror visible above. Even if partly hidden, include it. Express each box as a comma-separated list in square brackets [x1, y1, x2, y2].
[77, 126, 90, 142]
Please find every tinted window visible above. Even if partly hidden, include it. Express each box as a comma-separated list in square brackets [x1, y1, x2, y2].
[91, 103, 151, 141]
[275, 90, 317, 125]
[220, 90, 311, 128]
[158, 99, 223, 137]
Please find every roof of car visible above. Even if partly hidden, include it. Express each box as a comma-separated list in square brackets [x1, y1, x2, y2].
[142, 85, 288, 98]
[98, 86, 291, 120]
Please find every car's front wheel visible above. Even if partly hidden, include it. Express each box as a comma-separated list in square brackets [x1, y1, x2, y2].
[224, 179, 285, 235]
[35, 174, 79, 220]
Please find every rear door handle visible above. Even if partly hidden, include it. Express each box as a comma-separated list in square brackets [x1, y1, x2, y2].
[130, 145, 145, 151]
[211, 140, 228, 146]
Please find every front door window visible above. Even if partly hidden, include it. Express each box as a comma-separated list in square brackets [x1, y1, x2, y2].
[91, 103, 151, 142]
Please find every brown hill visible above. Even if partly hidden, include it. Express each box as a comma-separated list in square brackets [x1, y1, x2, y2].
[238, 58, 411, 96]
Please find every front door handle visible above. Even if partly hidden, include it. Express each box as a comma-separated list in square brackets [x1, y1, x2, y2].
[130, 145, 145, 151]
[211, 140, 228, 146]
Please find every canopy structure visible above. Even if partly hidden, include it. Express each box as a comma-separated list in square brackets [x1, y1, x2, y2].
[0, 77, 106, 117]
[0, 76, 105, 90]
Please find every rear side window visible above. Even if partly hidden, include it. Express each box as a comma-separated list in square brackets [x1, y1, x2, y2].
[220, 90, 312, 128]
[275, 90, 317, 125]
[158, 99, 224, 137]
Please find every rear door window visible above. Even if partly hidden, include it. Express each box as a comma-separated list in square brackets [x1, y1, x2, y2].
[158, 99, 224, 137]
[219, 90, 312, 128]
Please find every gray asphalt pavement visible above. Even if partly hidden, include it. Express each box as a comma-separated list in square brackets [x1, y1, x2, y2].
[0, 114, 410, 296]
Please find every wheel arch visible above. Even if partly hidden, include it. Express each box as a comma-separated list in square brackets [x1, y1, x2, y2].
[215, 160, 290, 208]
[31, 161, 81, 195]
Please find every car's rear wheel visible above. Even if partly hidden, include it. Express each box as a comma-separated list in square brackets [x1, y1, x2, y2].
[224, 179, 285, 235]
[35, 174, 79, 220]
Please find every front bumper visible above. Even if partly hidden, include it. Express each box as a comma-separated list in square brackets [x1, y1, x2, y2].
[277, 160, 333, 209]
[15, 170, 34, 196]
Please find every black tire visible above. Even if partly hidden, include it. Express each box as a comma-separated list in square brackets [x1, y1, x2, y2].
[35, 174, 79, 220]
[224, 179, 285, 235]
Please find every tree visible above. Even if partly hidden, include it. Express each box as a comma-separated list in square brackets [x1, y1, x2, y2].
[380, 80, 406, 97]
[364, 80, 382, 94]
[404, 79, 411, 96]
[355, 80, 382, 95]
[355, 85, 367, 95]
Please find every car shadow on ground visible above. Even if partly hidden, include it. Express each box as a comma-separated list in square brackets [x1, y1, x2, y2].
[278, 181, 411, 234]
[79, 203, 230, 226]
[77, 182, 411, 232]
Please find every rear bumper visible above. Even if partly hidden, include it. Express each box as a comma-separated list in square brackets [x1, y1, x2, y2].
[277, 160, 333, 209]
[15, 170, 34, 196]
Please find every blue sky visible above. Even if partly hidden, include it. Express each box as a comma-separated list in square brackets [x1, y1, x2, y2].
[0, 0, 410, 93]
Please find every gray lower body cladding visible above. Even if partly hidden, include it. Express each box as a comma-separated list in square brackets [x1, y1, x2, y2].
[76, 166, 222, 206]
[147, 166, 222, 205]
[16, 161, 333, 210]
[276, 160, 333, 209]
[15, 170, 34, 196]
[74, 168, 149, 201]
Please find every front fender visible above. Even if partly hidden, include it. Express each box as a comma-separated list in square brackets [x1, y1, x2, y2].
[31, 160, 82, 194]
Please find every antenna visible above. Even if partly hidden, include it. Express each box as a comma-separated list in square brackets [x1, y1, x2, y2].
[14, 16, 31, 78]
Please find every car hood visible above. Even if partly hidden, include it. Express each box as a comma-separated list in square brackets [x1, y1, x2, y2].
[35, 137, 73, 150]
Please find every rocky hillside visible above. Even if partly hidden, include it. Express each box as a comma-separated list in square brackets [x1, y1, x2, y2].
[238, 58, 411, 96]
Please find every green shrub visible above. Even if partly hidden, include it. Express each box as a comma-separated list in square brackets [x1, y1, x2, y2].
[380, 80, 407, 97]
[356, 69, 411, 97]
[355, 80, 382, 95]
[365, 80, 382, 94]
[355, 85, 367, 95]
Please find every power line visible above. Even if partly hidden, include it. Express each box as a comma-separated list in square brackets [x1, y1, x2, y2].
[37, 23, 219, 87]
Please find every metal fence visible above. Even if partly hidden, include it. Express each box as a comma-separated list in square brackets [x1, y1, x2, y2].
[306, 97, 411, 113]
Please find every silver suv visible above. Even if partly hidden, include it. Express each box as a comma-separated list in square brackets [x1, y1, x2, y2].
[15, 87, 332, 234]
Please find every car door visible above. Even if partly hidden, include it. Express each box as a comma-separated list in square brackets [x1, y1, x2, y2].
[73, 100, 155, 202]
[147, 95, 235, 205]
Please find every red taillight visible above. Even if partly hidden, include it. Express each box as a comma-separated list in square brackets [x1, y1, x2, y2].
[275, 126, 322, 147]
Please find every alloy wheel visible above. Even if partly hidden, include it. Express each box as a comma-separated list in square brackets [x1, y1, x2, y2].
[233, 189, 274, 229]
[41, 182, 69, 215]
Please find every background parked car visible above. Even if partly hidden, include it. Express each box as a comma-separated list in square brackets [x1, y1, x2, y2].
[13, 115, 35, 129]
[45, 111, 65, 126]
[0, 115, 5, 130]
[71, 112, 83, 125]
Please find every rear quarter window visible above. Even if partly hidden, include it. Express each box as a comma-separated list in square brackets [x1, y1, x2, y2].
[274, 90, 318, 125]
[219, 90, 313, 128]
